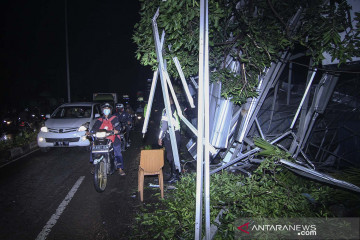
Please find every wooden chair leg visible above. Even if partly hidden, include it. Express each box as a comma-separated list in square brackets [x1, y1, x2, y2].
[138, 169, 140, 192]
[159, 171, 164, 199]
[139, 170, 144, 202]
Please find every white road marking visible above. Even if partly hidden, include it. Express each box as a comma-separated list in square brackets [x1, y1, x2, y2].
[0, 148, 40, 169]
[35, 176, 85, 240]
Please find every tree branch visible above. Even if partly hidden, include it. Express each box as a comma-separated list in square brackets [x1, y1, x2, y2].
[267, 0, 289, 34]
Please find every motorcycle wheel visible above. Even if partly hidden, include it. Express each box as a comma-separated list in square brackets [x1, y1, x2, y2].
[94, 161, 107, 192]
[121, 140, 126, 152]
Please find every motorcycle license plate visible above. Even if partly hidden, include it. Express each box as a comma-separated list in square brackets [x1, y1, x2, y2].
[54, 141, 69, 146]
[93, 145, 109, 151]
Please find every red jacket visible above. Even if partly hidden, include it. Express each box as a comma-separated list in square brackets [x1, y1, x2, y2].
[92, 115, 120, 142]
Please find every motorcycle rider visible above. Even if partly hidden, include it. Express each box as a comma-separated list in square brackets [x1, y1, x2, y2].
[90, 103, 125, 176]
[115, 103, 132, 148]
[18, 108, 33, 130]
[125, 104, 135, 127]
[158, 97, 181, 183]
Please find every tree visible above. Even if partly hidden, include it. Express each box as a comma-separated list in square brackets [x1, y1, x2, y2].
[133, 0, 360, 105]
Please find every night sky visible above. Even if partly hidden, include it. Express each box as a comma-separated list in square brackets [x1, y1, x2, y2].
[0, 0, 152, 112]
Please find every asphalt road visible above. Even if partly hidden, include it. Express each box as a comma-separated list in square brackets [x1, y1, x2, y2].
[0, 120, 160, 240]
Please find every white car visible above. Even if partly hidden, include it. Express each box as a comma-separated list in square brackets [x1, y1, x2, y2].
[37, 102, 101, 152]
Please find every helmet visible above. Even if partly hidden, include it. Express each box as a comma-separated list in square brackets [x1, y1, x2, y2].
[101, 103, 113, 109]
[116, 103, 124, 109]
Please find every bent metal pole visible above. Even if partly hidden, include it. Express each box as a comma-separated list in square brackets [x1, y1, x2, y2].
[151, 9, 181, 172]
[142, 31, 165, 136]
[142, 70, 158, 137]
[195, 0, 211, 239]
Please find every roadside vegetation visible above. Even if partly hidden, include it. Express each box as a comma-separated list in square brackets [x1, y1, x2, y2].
[133, 0, 359, 105]
[132, 139, 360, 239]
[0, 131, 37, 152]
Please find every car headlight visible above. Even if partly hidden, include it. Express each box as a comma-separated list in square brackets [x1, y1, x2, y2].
[78, 122, 89, 132]
[78, 125, 87, 132]
[41, 126, 48, 132]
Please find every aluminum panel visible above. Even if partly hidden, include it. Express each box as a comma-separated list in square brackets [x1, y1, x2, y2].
[209, 99, 233, 148]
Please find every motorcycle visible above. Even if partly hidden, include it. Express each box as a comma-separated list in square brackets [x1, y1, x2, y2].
[90, 129, 116, 192]
[120, 130, 127, 152]
[18, 119, 35, 133]
[18, 111, 44, 133]
[119, 122, 131, 151]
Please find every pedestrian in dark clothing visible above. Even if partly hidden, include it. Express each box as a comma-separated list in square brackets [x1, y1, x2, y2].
[158, 98, 181, 183]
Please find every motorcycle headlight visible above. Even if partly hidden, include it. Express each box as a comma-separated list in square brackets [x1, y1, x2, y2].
[41, 126, 48, 132]
[95, 132, 106, 138]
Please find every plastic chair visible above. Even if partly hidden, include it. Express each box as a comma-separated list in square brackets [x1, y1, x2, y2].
[138, 149, 164, 202]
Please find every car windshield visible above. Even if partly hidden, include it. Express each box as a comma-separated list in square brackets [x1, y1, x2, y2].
[51, 106, 92, 119]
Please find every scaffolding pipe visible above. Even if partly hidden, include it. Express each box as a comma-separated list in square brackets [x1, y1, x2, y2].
[195, 9, 205, 240]
[142, 70, 158, 136]
[309, 143, 355, 166]
[287, 62, 292, 105]
[242, 52, 291, 142]
[267, 82, 279, 132]
[255, 118, 265, 139]
[295, 112, 319, 158]
[140, 29, 165, 136]
[173, 57, 196, 108]
[164, 71, 217, 154]
[238, 78, 264, 142]
[190, 76, 199, 89]
[315, 128, 328, 160]
[211, 131, 292, 174]
[152, 9, 181, 172]
[290, 69, 317, 129]
[280, 159, 360, 192]
[195, 0, 210, 238]
[203, 0, 211, 236]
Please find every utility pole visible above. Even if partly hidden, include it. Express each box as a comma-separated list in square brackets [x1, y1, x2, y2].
[65, 0, 71, 103]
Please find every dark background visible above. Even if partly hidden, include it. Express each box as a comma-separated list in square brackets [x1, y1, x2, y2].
[0, 0, 152, 113]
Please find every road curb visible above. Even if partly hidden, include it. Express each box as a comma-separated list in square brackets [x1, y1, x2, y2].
[10, 147, 23, 158]
[0, 141, 38, 166]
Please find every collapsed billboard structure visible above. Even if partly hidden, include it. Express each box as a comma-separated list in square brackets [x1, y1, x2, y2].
[141, 1, 360, 239]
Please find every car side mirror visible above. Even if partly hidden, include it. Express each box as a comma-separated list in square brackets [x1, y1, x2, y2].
[94, 113, 100, 118]
[46, 114, 51, 119]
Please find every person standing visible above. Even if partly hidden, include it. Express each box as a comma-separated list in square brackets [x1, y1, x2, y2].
[158, 98, 181, 183]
